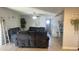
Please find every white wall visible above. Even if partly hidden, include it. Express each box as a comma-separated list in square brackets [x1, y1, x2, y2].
[22, 15, 47, 30]
[51, 14, 64, 37]
[22, 15, 61, 38]
[0, 21, 2, 45]
[0, 8, 21, 30]
[0, 8, 21, 45]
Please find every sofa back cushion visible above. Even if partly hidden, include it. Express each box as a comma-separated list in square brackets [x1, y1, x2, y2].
[29, 27, 46, 32]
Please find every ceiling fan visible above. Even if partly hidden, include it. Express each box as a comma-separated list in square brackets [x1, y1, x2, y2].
[32, 12, 49, 19]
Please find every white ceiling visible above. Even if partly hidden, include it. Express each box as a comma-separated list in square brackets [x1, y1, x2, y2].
[7, 7, 64, 16]
[34, 7, 64, 14]
[7, 7, 55, 16]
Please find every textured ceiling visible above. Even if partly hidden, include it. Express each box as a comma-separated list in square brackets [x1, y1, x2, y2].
[34, 7, 64, 14]
[7, 7, 64, 16]
[7, 7, 55, 16]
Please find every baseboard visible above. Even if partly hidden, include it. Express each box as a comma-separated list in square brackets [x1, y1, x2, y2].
[62, 47, 78, 50]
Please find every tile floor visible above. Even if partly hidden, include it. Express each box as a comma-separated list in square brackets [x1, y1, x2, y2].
[0, 37, 77, 51]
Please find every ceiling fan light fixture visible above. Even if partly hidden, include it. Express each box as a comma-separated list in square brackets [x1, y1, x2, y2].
[32, 15, 37, 20]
